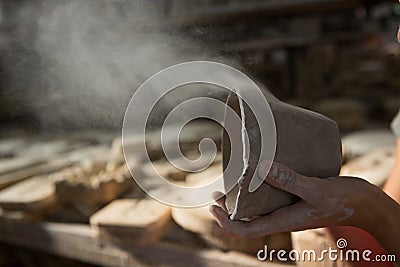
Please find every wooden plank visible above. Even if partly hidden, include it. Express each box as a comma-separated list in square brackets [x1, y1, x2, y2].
[0, 137, 26, 157]
[340, 147, 395, 187]
[0, 218, 288, 267]
[342, 130, 396, 159]
[0, 176, 54, 211]
[0, 208, 43, 222]
[54, 163, 134, 208]
[0, 157, 47, 177]
[0, 139, 84, 176]
[90, 198, 172, 246]
[0, 218, 149, 267]
[0, 139, 63, 175]
[44, 161, 136, 223]
[0, 145, 109, 190]
[0, 158, 72, 190]
[0, 146, 128, 222]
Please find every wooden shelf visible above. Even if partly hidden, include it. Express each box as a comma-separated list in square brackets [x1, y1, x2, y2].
[0, 217, 289, 267]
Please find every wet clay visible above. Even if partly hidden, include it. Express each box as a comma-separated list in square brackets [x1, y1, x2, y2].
[223, 90, 342, 220]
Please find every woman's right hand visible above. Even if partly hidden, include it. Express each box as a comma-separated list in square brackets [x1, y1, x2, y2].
[210, 162, 400, 259]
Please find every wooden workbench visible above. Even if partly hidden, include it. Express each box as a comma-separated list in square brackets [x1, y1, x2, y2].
[0, 217, 289, 267]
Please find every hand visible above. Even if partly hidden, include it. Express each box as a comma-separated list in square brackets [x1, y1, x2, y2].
[210, 161, 390, 239]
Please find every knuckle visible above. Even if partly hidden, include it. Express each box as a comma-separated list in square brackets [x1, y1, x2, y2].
[280, 168, 298, 189]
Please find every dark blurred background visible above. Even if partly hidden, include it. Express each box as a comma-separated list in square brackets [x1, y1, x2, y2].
[0, 0, 399, 133]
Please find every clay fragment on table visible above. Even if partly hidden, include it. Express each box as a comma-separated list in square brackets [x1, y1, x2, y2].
[223, 90, 342, 220]
[90, 198, 171, 246]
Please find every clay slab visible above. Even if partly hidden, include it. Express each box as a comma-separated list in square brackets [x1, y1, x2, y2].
[223, 90, 342, 220]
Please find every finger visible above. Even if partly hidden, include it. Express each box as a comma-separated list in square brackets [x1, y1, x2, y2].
[246, 201, 325, 237]
[209, 205, 251, 237]
[258, 161, 320, 203]
[211, 191, 228, 213]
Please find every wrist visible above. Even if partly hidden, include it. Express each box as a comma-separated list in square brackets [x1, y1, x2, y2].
[356, 184, 388, 231]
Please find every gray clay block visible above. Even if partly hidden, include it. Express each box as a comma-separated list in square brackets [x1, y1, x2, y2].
[223, 90, 342, 220]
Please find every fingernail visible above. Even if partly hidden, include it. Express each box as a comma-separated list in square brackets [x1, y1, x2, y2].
[258, 160, 270, 178]
[209, 205, 221, 215]
[269, 164, 278, 179]
[209, 205, 216, 213]
[211, 191, 223, 200]
[259, 161, 278, 180]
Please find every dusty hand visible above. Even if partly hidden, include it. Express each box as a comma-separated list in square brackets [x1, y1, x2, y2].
[210, 161, 382, 239]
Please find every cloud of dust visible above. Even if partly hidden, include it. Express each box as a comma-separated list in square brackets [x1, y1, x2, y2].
[1, 0, 222, 131]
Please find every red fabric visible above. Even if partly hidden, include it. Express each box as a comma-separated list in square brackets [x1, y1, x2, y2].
[328, 226, 394, 267]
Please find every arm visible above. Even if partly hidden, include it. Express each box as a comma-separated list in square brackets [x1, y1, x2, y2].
[325, 138, 400, 266]
[210, 162, 400, 261]
[383, 138, 400, 203]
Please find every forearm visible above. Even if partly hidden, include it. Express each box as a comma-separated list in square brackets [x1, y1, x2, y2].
[367, 194, 400, 259]
[327, 187, 400, 266]
[328, 226, 393, 267]
[357, 186, 400, 262]
[383, 139, 400, 203]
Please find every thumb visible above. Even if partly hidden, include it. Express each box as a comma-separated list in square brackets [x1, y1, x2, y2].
[258, 161, 318, 202]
